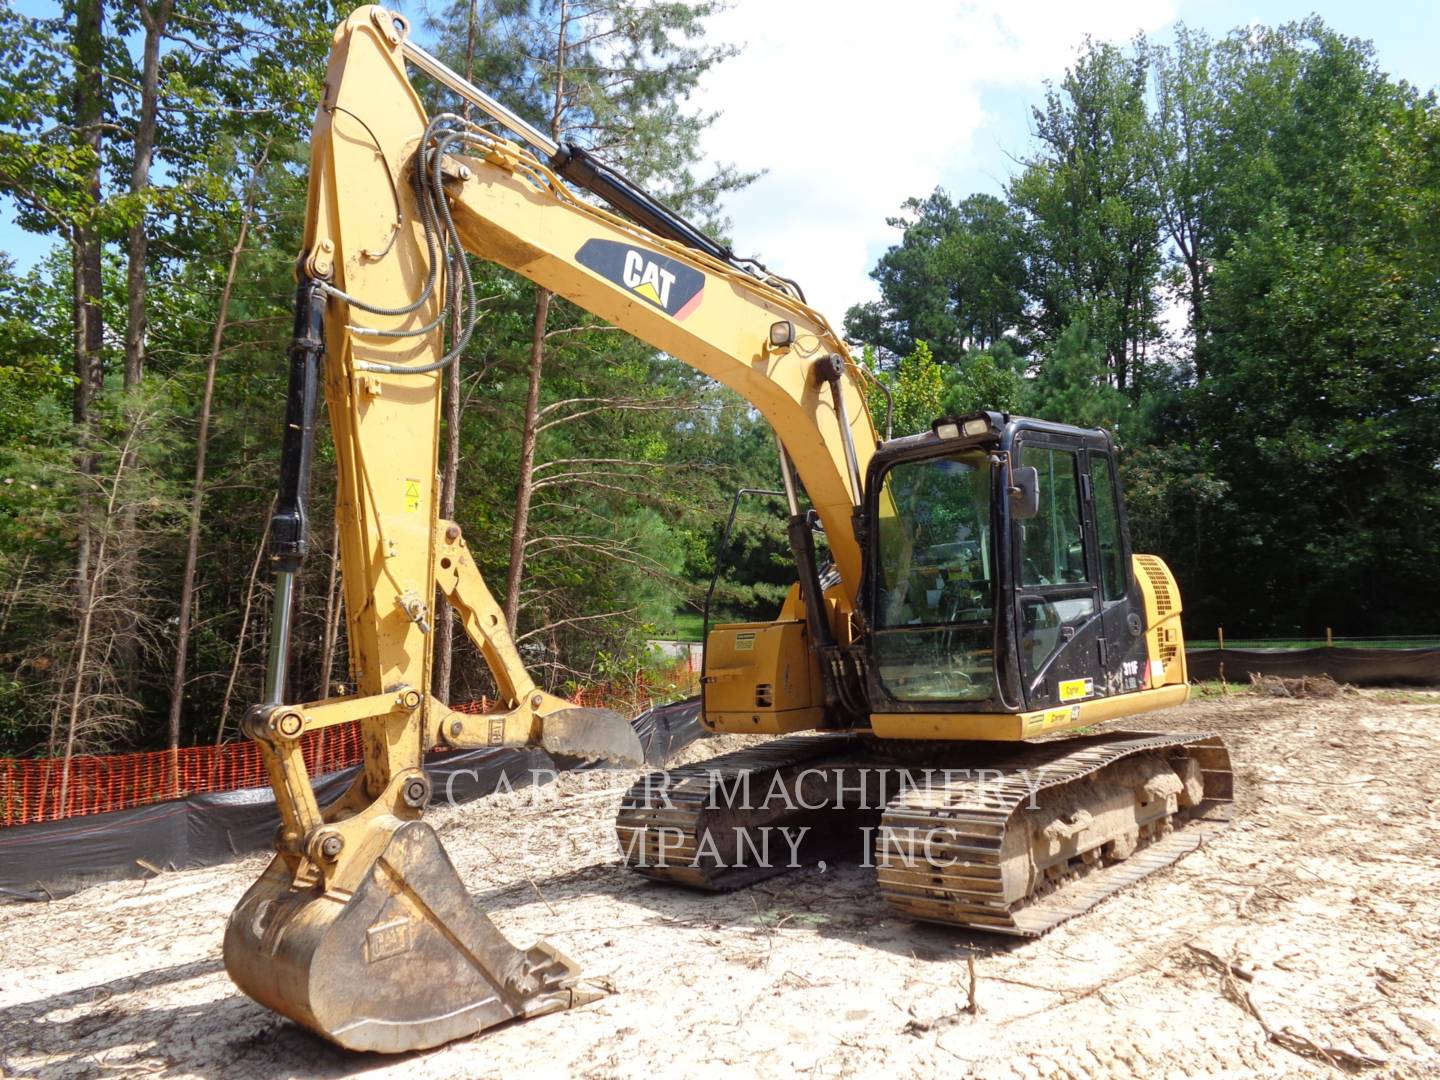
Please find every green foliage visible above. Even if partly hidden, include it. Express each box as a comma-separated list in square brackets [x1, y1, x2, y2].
[1025, 322, 1128, 432]
[406, 1, 765, 687]
[1, 3, 1437, 761]
[941, 340, 1027, 416]
[0, 1, 350, 755]
[845, 19, 1440, 639]
[845, 191, 1026, 364]
[865, 341, 945, 437]
[1010, 39, 1163, 393]
[1183, 21, 1440, 635]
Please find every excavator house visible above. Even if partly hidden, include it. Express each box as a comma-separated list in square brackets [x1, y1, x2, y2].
[225, 6, 1233, 1053]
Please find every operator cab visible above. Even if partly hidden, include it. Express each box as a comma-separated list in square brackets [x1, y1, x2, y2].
[860, 411, 1149, 719]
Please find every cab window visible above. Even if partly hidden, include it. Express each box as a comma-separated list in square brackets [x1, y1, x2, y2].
[871, 450, 995, 703]
[1090, 454, 1126, 602]
[1019, 446, 1086, 586]
[1016, 444, 1095, 678]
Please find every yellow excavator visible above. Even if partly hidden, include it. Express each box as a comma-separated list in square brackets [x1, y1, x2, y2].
[226, 6, 1232, 1052]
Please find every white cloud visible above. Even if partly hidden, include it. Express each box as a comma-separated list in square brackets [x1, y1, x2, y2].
[693, 0, 1177, 325]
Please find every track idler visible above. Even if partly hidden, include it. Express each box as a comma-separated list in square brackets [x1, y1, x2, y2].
[225, 815, 596, 1052]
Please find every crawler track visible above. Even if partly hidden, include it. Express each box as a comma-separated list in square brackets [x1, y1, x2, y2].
[617, 729, 1232, 938]
[875, 731, 1233, 935]
[614, 733, 870, 889]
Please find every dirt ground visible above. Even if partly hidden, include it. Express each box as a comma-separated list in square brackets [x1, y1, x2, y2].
[2, 689, 1438, 1079]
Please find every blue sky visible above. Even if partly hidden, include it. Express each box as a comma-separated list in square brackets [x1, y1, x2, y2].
[691, 0, 1440, 318]
[955, 0, 1438, 202]
[4, 0, 1436, 322]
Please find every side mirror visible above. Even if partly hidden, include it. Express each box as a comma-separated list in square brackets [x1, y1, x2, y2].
[1010, 466, 1040, 520]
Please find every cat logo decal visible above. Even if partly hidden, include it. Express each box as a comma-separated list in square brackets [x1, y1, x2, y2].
[576, 239, 705, 320]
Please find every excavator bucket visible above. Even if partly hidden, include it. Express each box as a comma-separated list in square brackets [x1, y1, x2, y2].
[225, 816, 598, 1052]
[541, 706, 646, 765]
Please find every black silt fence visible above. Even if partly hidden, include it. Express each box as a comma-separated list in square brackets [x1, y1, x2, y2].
[1186, 647, 1440, 687]
[0, 696, 705, 902]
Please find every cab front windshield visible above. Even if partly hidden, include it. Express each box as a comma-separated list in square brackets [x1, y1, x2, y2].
[872, 450, 996, 703]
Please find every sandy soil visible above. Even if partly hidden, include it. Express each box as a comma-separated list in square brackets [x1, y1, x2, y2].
[2, 689, 1438, 1079]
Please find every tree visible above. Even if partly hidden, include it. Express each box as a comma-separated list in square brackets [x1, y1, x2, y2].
[1010, 38, 1163, 393]
[0, 0, 337, 753]
[845, 190, 1026, 364]
[942, 340, 1028, 417]
[865, 341, 945, 437]
[1025, 321, 1128, 432]
[1192, 21, 1440, 633]
[1148, 25, 1223, 375]
[424, 0, 750, 661]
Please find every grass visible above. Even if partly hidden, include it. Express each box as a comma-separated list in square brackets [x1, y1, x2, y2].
[1187, 638, 1440, 651]
[1373, 689, 1440, 705]
[653, 611, 705, 642]
[1189, 679, 1253, 699]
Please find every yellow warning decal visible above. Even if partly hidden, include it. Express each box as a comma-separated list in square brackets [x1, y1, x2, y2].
[734, 631, 756, 652]
[404, 479, 421, 512]
[1058, 678, 1094, 702]
[1027, 705, 1082, 733]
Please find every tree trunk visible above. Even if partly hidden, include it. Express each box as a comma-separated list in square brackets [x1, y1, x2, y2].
[167, 143, 265, 749]
[0, 555, 29, 641]
[317, 522, 343, 699]
[434, 0, 480, 701]
[1187, 254, 1206, 379]
[216, 503, 271, 744]
[503, 286, 552, 632]
[71, 0, 105, 607]
[58, 547, 101, 818]
[124, 0, 171, 391]
[502, 1, 567, 635]
[58, 425, 138, 817]
[115, 0, 172, 704]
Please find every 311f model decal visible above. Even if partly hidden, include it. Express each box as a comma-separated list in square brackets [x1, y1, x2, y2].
[576, 238, 705, 320]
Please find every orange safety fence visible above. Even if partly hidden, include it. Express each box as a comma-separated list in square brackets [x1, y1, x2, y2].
[0, 661, 699, 827]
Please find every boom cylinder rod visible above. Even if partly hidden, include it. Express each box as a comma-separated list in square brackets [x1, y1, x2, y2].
[401, 40, 559, 157]
[400, 40, 735, 267]
[263, 571, 296, 705]
[777, 438, 801, 518]
[819, 355, 864, 505]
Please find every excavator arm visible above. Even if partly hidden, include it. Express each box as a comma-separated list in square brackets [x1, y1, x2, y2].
[226, 6, 878, 1050]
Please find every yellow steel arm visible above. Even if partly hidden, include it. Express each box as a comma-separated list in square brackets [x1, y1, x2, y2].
[307, 6, 877, 618]
[285, 4, 877, 773]
[282, 3, 881, 768]
[227, 8, 874, 1049]
[437, 151, 878, 588]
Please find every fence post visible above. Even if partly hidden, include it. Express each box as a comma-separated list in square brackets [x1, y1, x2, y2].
[1326, 626, 1333, 648]
[1216, 626, 1227, 693]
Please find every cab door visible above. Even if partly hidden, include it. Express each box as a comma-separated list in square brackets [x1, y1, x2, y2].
[1084, 444, 1149, 696]
[1011, 434, 1105, 711]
